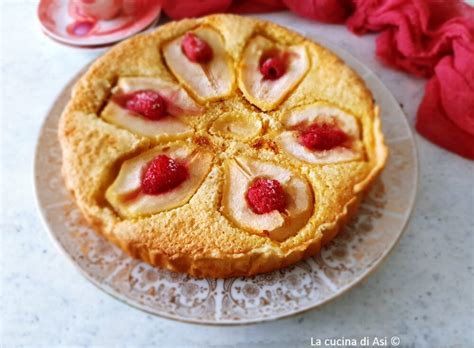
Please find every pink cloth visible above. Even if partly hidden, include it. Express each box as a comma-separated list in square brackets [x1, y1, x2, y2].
[162, 0, 474, 159]
[229, 0, 286, 14]
[416, 40, 474, 159]
[162, 0, 285, 19]
[347, 0, 474, 159]
[163, 0, 232, 19]
[283, 0, 353, 23]
[347, 0, 474, 77]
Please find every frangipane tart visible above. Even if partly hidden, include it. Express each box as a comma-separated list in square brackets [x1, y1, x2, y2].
[59, 14, 387, 278]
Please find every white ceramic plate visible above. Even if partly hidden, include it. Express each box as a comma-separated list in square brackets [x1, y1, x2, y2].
[34, 37, 418, 325]
[37, 0, 162, 47]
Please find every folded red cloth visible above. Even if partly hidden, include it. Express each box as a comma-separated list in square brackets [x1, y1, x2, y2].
[162, 0, 285, 19]
[230, 0, 286, 14]
[162, 0, 474, 159]
[347, 0, 474, 78]
[283, 0, 353, 23]
[163, 0, 232, 20]
[347, 0, 474, 159]
[416, 40, 474, 159]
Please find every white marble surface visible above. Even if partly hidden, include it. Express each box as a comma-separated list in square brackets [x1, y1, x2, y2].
[1, 1, 473, 347]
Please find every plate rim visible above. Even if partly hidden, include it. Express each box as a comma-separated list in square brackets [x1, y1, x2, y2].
[36, 0, 162, 47]
[33, 35, 419, 326]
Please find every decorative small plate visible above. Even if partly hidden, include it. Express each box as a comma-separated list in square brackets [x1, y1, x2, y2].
[40, 16, 160, 51]
[34, 38, 418, 325]
[37, 0, 162, 47]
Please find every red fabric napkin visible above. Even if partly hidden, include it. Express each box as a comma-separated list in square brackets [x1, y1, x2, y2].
[163, 0, 232, 19]
[282, 0, 353, 23]
[162, 0, 286, 19]
[416, 40, 474, 159]
[162, 0, 474, 159]
[347, 0, 474, 159]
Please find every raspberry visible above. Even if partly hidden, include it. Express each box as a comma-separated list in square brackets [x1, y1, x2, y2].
[181, 32, 213, 63]
[125, 90, 167, 120]
[141, 155, 188, 194]
[246, 177, 287, 214]
[259, 53, 286, 80]
[298, 123, 348, 151]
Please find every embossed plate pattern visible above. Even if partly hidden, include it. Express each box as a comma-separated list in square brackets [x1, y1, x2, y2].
[34, 38, 418, 324]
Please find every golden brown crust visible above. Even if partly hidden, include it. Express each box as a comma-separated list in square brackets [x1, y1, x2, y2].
[58, 14, 388, 278]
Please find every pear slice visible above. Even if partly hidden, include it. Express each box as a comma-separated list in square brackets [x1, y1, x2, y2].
[209, 113, 261, 140]
[162, 27, 235, 102]
[106, 143, 213, 218]
[101, 77, 202, 139]
[222, 156, 313, 241]
[277, 103, 364, 164]
[238, 35, 309, 111]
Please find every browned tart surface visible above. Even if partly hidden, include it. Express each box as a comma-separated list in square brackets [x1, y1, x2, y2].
[59, 14, 388, 278]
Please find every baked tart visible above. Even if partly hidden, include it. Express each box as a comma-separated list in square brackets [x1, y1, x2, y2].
[58, 14, 388, 278]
